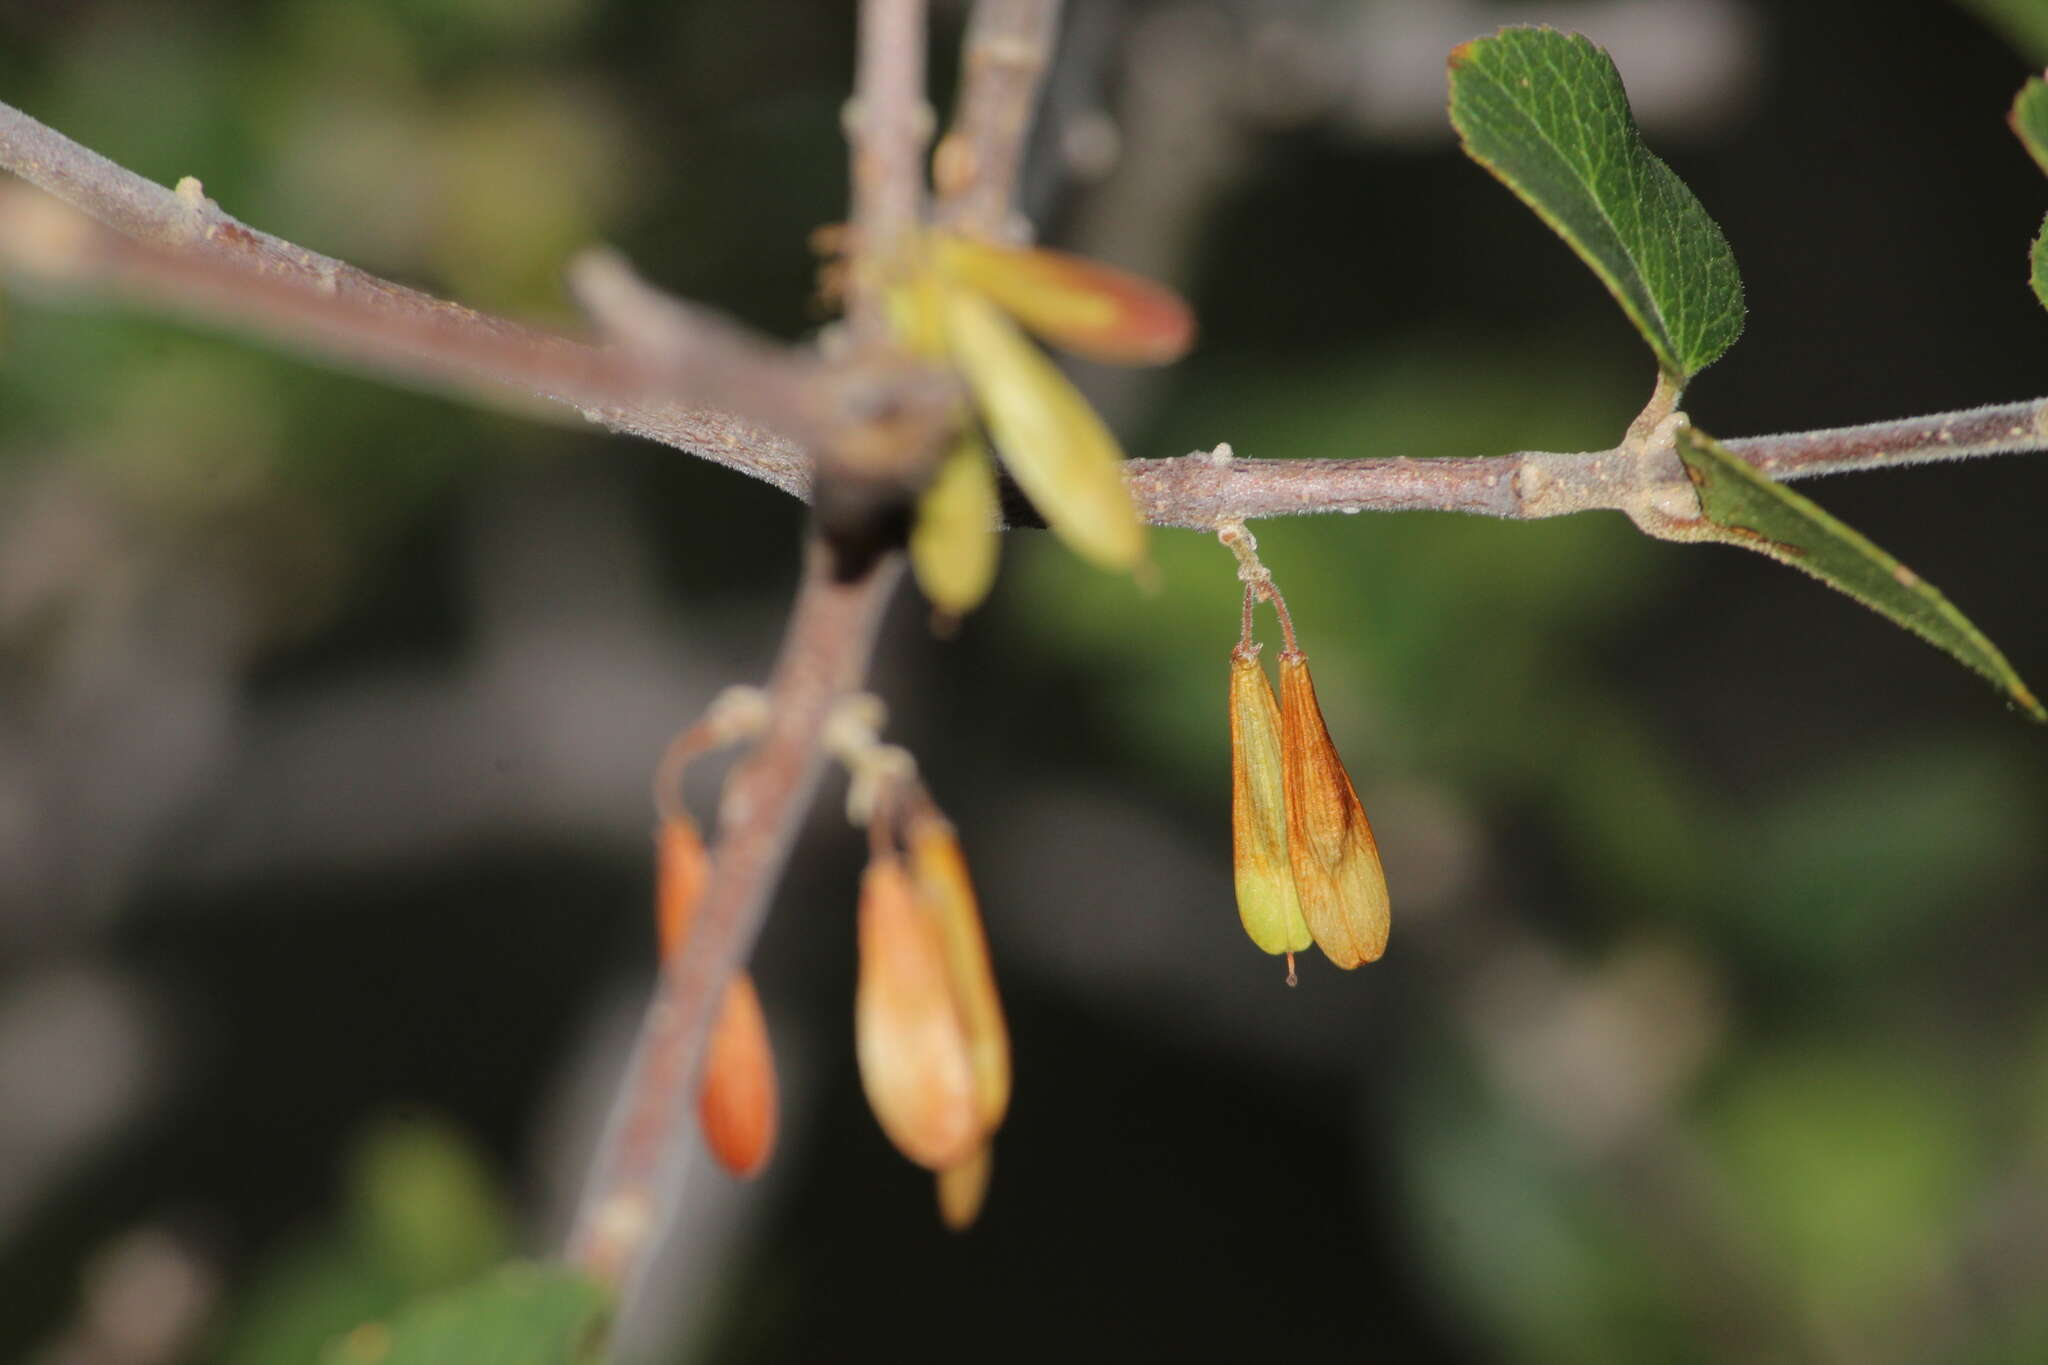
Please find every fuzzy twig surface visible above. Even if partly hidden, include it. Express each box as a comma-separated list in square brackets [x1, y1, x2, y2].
[6, 98, 2045, 532]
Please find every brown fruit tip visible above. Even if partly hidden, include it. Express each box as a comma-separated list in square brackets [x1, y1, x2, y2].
[936, 1145, 993, 1232]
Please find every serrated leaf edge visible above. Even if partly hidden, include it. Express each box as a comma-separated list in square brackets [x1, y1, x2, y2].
[1673, 428, 2043, 721]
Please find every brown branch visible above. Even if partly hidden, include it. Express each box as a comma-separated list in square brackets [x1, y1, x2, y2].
[1119, 449, 1577, 525]
[0, 99, 814, 498]
[0, 98, 209, 246]
[1118, 399, 2048, 527]
[568, 0, 941, 1313]
[845, 0, 932, 348]
[934, 0, 1064, 237]
[7, 94, 2047, 531]
[569, 539, 904, 1296]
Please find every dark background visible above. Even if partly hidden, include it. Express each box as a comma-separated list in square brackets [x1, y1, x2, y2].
[3, 1, 2046, 1362]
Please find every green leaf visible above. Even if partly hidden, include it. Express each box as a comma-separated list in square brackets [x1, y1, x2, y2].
[2032, 216, 2048, 313]
[1448, 26, 1745, 384]
[216, 1117, 516, 1365]
[2006, 77, 2048, 311]
[2009, 75, 2048, 176]
[323, 1263, 611, 1365]
[1963, 0, 2048, 63]
[350, 1116, 513, 1294]
[1671, 426, 2043, 720]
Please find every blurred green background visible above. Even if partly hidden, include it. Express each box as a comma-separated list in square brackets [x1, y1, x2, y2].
[2, 1, 2046, 1362]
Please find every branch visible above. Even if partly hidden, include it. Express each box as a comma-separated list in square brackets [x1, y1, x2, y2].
[0, 99, 816, 498]
[568, 540, 904, 1296]
[1119, 398, 2048, 527]
[844, 0, 932, 348]
[934, 0, 1064, 237]
[7, 96, 2045, 532]
[569, 0, 939, 1315]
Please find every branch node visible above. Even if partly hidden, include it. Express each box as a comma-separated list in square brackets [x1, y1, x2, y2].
[824, 692, 918, 826]
[1624, 369, 1683, 450]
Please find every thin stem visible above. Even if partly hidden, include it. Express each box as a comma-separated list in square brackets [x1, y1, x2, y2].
[934, 0, 1064, 237]
[1722, 399, 2048, 480]
[1218, 519, 1297, 652]
[1268, 590, 1298, 654]
[569, 540, 904, 1300]
[651, 686, 772, 827]
[651, 728, 705, 830]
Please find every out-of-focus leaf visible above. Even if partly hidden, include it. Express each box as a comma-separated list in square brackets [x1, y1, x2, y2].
[1671, 426, 2043, 719]
[1395, 1054, 1693, 1365]
[389, 0, 593, 49]
[350, 1116, 512, 1294]
[2005, 77, 2048, 312]
[2031, 217, 2048, 312]
[322, 1264, 610, 1365]
[214, 1118, 514, 1365]
[1728, 741, 2036, 971]
[429, 83, 630, 312]
[2011, 76, 2048, 176]
[216, 1239, 407, 1365]
[1708, 1044, 1977, 1315]
[1448, 27, 1744, 384]
[2026, 1008, 2048, 1151]
[1964, 0, 2048, 62]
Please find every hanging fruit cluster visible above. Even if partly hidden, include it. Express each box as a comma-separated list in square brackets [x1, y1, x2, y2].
[643, 213, 1388, 1230]
[653, 692, 1010, 1229]
[852, 789, 1008, 1230]
[1221, 522, 1390, 981]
